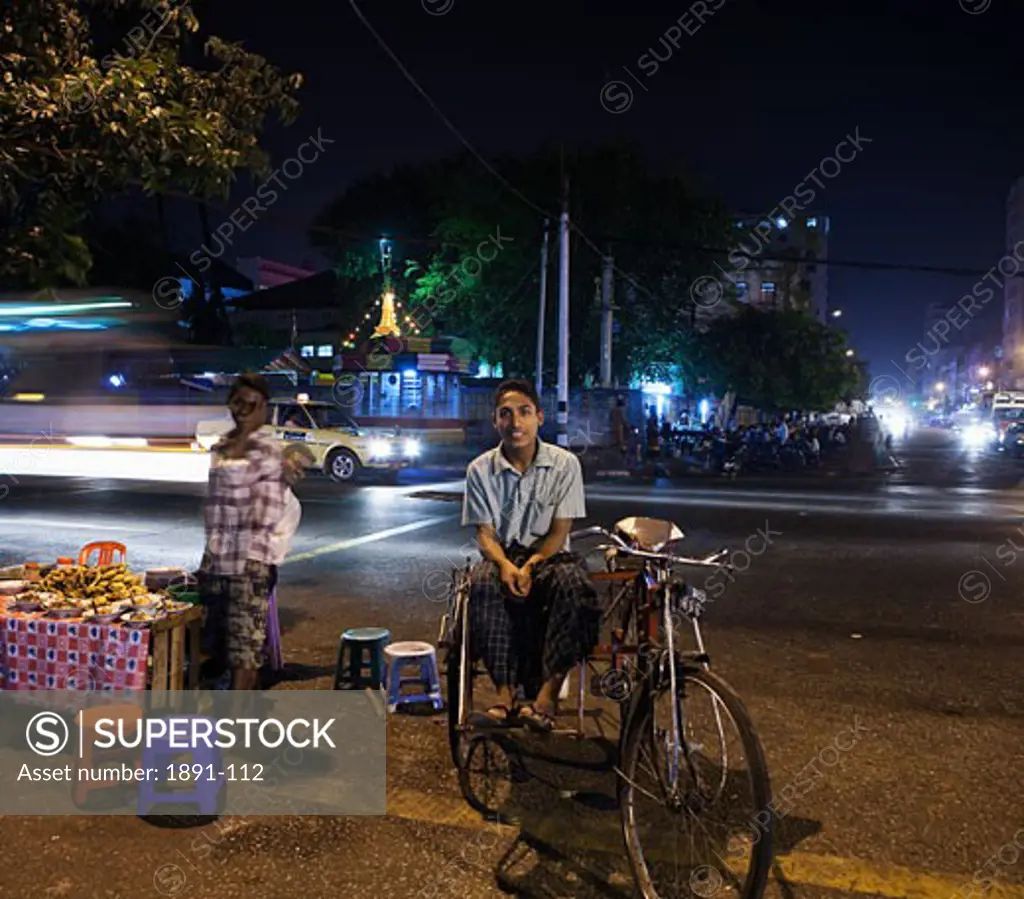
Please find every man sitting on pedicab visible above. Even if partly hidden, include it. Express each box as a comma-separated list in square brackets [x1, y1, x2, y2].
[461, 378, 602, 732]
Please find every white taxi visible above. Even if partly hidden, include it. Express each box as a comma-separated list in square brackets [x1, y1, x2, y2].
[196, 396, 421, 483]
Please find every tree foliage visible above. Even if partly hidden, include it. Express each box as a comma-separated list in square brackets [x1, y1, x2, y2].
[0, 0, 302, 288]
[310, 144, 733, 384]
[694, 307, 862, 411]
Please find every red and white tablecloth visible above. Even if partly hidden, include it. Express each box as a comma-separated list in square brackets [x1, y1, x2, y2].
[0, 611, 150, 691]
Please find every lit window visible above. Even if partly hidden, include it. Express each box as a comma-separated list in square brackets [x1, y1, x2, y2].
[736, 281, 748, 293]
[317, 345, 333, 358]
[762, 282, 776, 292]
[807, 217, 818, 228]
[300, 345, 314, 358]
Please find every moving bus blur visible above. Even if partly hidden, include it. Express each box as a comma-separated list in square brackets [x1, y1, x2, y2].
[981, 391, 1024, 450]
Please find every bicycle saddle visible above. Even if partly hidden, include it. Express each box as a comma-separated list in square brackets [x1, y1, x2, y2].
[614, 516, 684, 552]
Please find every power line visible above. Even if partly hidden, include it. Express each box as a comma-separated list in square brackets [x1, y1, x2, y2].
[346, 0, 553, 224]
[345, 0, 663, 305]
[143, 8, 1013, 291]
[169, 192, 1015, 282]
[626, 243, 1015, 279]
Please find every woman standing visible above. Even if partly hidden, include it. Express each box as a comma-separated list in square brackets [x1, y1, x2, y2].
[200, 373, 286, 691]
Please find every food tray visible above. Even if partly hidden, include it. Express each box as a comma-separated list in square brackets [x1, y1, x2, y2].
[121, 614, 157, 628]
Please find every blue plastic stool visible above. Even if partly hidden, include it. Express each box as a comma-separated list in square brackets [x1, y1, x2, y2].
[137, 716, 225, 816]
[335, 627, 391, 690]
[383, 641, 444, 713]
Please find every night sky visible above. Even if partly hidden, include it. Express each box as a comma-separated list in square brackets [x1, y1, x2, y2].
[157, 0, 1024, 379]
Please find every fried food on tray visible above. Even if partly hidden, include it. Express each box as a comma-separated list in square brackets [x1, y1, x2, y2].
[28, 565, 163, 610]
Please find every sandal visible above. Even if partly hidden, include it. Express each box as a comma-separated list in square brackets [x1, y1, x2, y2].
[470, 704, 515, 728]
[518, 703, 556, 733]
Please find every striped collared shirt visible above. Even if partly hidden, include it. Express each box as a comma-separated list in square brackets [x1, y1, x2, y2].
[461, 439, 586, 552]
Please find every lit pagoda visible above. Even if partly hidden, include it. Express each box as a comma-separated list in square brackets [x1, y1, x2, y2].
[372, 290, 401, 338]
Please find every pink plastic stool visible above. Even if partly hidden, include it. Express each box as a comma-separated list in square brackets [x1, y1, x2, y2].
[265, 588, 284, 671]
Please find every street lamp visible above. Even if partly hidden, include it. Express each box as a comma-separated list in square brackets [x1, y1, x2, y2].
[845, 348, 854, 357]
[831, 309, 842, 318]
[978, 366, 990, 378]
[935, 382, 945, 392]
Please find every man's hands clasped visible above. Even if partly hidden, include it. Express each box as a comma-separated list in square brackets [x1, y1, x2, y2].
[499, 558, 538, 599]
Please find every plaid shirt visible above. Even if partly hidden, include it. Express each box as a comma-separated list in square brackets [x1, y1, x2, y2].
[202, 430, 286, 576]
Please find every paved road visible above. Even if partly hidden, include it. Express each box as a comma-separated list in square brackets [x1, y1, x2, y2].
[1, 428, 1023, 898]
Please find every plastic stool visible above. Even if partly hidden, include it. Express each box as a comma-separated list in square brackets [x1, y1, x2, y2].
[79, 541, 127, 567]
[264, 588, 283, 672]
[73, 704, 143, 808]
[334, 627, 390, 690]
[383, 641, 444, 713]
[137, 716, 225, 816]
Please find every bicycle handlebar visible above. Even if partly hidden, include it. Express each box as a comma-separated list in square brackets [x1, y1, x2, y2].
[570, 526, 731, 570]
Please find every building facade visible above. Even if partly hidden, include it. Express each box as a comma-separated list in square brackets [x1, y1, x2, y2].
[717, 213, 830, 322]
[223, 268, 362, 365]
[1002, 177, 1024, 388]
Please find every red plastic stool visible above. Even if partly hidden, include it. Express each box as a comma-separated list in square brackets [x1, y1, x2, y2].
[79, 542, 127, 567]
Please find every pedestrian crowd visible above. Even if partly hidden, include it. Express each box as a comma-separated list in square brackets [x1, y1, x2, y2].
[608, 397, 896, 475]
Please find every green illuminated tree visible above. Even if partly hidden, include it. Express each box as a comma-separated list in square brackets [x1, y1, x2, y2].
[693, 306, 862, 412]
[311, 144, 732, 383]
[0, 0, 302, 288]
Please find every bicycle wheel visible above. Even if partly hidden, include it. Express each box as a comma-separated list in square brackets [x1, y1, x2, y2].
[457, 732, 518, 823]
[618, 666, 772, 899]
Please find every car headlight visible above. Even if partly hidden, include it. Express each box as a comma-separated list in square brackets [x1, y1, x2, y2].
[404, 438, 421, 457]
[369, 439, 391, 458]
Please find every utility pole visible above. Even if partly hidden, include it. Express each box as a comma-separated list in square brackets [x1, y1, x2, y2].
[600, 249, 614, 388]
[557, 176, 570, 448]
[536, 219, 550, 395]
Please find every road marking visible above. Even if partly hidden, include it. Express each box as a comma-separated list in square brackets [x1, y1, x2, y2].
[0, 517, 151, 532]
[774, 850, 1024, 899]
[390, 479, 466, 496]
[282, 515, 457, 564]
[386, 788, 1024, 898]
[298, 480, 466, 505]
[585, 488, 1024, 520]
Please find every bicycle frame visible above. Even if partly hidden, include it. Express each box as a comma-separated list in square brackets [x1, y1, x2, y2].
[439, 525, 770, 891]
[439, 562, 474, 739]
[441, 525, 732, 759]
[573, 526, 733, 799]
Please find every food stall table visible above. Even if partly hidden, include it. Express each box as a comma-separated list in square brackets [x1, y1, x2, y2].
[0, 601, 202, 696]
[148, 605, 204, 691]
[0, 612, 150, 691]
